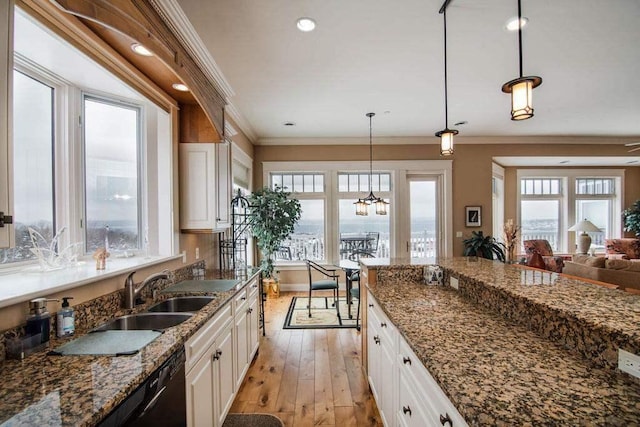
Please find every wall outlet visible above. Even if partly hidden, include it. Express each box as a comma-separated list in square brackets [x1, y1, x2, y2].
[450, 276, 459, 290]
[456, 231, 463, 238]
[195, 247, 200, 259]
[182, 250, 187, 264]
[618, 349, 640, 379]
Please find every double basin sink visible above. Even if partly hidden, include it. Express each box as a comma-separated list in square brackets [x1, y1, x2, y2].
[92, 297, 215, 331]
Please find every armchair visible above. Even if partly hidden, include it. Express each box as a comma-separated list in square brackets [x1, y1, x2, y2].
[523, 240, 565, 273]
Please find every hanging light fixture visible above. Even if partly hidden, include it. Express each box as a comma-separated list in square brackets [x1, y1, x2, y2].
[354, 113, 389, 216]
[501, 0, 542, 120]
[435, 1, 458, 156]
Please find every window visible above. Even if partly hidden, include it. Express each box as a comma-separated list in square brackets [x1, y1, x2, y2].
[274, 173, 326, 261]
[520, 178, 563, 251]
[518, 171, 623, 253]
[0, 70, 55, 264]
[83, 96, 141, 253]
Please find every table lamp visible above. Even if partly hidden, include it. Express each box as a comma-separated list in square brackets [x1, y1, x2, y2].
[568, 219, 601, 255]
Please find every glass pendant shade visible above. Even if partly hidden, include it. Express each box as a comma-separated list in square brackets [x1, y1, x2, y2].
[436, 128, 457, 156]
[375, 198, 389, 215]
[355, 199, 369, 216]
[502, 76, 541, 120]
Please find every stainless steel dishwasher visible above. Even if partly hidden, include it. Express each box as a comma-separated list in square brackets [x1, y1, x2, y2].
[98, 347, 186, 427]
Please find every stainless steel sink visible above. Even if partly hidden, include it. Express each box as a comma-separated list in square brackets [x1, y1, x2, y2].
[147, 296, 215, 313]
[93, 313, 193, 331]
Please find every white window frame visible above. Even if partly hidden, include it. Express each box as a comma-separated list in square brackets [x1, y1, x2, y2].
[263, 160, 453, 269]
[517, 169, 624, 253]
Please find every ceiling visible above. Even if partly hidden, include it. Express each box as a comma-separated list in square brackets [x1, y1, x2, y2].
[175, 0, 640, 145]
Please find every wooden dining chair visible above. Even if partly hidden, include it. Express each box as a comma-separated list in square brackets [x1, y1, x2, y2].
[305, 260, 342, 324]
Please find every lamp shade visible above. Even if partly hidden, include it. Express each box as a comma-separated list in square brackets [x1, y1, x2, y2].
[354, 199, 369, 216]
[568, 219, 601, 233]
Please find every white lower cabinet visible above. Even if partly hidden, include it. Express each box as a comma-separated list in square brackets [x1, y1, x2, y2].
[367, 291, 467, 427]
[185, 279, 261, 427]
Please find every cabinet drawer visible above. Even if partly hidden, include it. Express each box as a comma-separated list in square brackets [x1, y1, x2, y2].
[398, 338, 467, 427]
[247, 277, 259, 299]
[234, 288, 249, 314]
[185, 303, 232, 371]
[368, 292, 397, 349]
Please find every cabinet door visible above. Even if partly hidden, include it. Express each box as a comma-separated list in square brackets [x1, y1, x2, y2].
[185, 345, 215, 427]
[397, 370, 431, 427]
[367, 308, 381, 403]
[379, 337, 397, 427]
[214, 141, 231, 228]
[0, 0, 13, 249]
[214, 323, 235, 427]
[234, 305, 249, 390]
[179, 143, 216, 231]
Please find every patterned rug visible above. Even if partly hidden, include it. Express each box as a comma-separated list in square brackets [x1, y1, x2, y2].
[283, 296, 359, 329]
[223, 413, 284, 427]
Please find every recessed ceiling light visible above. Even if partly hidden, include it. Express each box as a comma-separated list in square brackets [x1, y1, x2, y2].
[131, 43, 153, 57]
[283, 122, 296, 127]
[172, 83, 189, 92]
[296, 17, 316, 32]
[505, 17, 528, 31]
[454, 120, 468, 126]
[384, 110, 391, 115]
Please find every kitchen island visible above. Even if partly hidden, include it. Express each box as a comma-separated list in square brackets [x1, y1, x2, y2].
[361, 257, 640, 426]
[0, 266, 261, 427]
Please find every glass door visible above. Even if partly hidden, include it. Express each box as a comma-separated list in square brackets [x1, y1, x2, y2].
[408, 179, 438, 259]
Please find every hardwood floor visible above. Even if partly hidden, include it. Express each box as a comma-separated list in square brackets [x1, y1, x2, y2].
[230, 292, 383, 426]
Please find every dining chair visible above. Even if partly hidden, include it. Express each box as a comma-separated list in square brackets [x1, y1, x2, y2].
[365, 231, 379, 254]
[305, 260, 341, 324]
[347, 250, 373, 331]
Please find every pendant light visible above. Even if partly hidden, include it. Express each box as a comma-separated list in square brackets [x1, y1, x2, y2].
[501, 0, 542, 120]
[435, 2, 458, 156]
[354, 113, 389, 216]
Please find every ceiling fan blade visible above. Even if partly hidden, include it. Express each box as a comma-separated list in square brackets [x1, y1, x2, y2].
[624, 142, 640, 146]
[628, 146, 640, 153]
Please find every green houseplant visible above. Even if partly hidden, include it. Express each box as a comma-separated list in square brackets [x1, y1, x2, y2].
[623, 200, 640, 237]
[248, 185, 302, 278]
[463, 231, 506, 262]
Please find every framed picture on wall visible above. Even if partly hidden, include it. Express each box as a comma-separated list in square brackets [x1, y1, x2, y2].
[465, 206, 481, 227]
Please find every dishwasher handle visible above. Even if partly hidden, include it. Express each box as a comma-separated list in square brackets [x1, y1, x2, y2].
[138, 385, 167, 417]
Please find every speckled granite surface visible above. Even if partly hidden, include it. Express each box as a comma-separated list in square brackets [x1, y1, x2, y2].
[0, 266, 260, 426]
[370, 258, 640, 426]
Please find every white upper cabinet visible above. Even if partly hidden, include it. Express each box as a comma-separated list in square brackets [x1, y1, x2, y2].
[179, 142, 231, 232]
[0, 0, 13, 249]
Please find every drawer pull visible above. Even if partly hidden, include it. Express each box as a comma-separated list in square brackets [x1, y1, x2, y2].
[213, 349, 222, 361]
[241, 296, 246, 301]
[402, 356, 411, 365]
[440, 413, 452, 426]
[380, 322, 387, 328]
[368, 304, 374, 308]
[403, 406, 412, 416]
[247, 308, 253, 314]
[251, 283, 258, 288]
[373, 335, 380, 345]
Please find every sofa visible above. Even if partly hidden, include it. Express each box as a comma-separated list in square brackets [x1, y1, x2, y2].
[523, 239, 565, 273]
[562, 255, 640, 292]
[605, 238, 640, 259]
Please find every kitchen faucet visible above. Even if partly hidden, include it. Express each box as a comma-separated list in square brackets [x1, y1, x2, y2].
[124, 269, 172, 309]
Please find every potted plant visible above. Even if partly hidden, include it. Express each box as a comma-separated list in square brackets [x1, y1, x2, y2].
[463, 231, 506, 262]
[248, 185, 302, 281]
[623, 200, 640, 236]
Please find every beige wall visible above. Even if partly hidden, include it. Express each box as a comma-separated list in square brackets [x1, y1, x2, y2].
[254, 140, 639, 259]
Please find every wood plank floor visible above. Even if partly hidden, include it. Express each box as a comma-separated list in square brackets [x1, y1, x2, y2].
[230, 291, 383, 426]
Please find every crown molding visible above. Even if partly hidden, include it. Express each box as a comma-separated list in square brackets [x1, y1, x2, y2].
[225, 102, 257, 142]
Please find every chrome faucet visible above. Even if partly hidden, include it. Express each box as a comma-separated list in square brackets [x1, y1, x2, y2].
[124, 269, 171, 309]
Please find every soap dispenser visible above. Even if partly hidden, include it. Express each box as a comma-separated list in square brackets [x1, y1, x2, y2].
[56, 297, 75, 337]
[25, 298, 57, 344]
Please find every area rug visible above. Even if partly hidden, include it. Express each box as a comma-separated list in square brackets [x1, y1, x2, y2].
[223, 413, 284, 427]
[283, 296, 359, 329]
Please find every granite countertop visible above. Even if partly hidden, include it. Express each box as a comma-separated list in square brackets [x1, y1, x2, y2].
[366, 259, 640, 426]
[0, 269, 260, 427]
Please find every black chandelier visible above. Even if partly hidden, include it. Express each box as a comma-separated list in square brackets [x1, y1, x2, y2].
[354, 113, 388, 216]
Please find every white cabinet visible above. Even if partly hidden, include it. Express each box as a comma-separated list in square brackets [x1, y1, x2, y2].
[367, 291, 467, 427]
[367, 291, 397, 427]
[179, 142, 231, 233]
[0, 0, 13, 249]
[396, 331, 467, 427]
[233, 277, 260, 390]
[185, 277, 260, 427]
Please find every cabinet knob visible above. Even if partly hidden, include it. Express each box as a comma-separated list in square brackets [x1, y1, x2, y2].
[213, 349, 222, 361]
[380, 322, 387, 328]
[373, 335, 380, 345]
[403, 406, 412, 416]
[402, 356, 411, 365]
[247, 307, 253, 314]
[440, 413, 452, 426]
[368, 304, 374, 308]
[241, 296, 246, 301]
